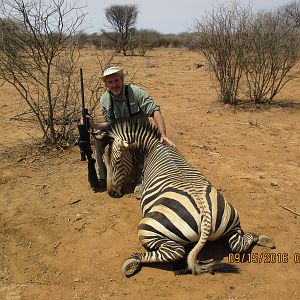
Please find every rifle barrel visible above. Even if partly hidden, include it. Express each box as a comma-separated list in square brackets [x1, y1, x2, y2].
[80, 68, 87, 128]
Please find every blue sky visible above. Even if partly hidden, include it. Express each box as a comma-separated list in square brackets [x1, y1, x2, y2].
[82, 0, 294, 33]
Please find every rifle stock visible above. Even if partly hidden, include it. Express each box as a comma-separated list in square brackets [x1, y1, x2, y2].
[77, 68, 99, 190]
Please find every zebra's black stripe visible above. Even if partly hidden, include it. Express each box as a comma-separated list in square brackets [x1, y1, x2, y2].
[144, 197, 199, 234]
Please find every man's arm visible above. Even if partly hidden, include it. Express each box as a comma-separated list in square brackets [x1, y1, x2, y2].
[129, 85, 175, 147]
[88, 118, 109, 132]
[153, 110, 175, 147]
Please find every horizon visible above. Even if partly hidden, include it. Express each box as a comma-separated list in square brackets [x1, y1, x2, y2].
[82, 0, 294, 34]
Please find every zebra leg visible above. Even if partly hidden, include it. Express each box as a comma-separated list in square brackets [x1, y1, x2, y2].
[228, 230, 257, 253]
[122, 240, 186, 277]
[228, 229, 275, 253]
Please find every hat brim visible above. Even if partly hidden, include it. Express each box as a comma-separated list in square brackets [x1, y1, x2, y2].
[100, 68, 127, 81]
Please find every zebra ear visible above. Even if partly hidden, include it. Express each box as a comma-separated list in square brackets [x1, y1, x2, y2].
[118, 140, 130, 149]
[117, 140, 138, 149]
[94, 131, 114, 144]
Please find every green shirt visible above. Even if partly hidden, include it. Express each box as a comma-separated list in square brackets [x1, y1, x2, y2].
[100, 84, 160, 123]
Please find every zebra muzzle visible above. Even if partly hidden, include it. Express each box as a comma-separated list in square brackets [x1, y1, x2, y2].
[107, 188, 122, 198]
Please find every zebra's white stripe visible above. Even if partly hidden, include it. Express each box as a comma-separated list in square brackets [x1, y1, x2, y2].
[139, 217, 189, 245]
[148, 204, 199, 242]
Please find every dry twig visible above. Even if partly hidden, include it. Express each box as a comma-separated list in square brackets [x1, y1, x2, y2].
[278, 204, 300, 216]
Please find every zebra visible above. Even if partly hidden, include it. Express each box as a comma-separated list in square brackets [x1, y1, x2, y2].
[97, 119, 275, 276]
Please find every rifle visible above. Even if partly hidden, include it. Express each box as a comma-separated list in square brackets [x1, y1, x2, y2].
[77, 68, 99, 190]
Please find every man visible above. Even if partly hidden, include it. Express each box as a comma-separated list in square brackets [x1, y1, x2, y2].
[88, 66, 175, 188]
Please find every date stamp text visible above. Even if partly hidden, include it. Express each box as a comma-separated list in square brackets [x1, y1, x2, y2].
[227, 252, 300, 264]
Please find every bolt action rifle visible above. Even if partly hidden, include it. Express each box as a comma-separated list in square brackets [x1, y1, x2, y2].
[77, 68, 99, 190]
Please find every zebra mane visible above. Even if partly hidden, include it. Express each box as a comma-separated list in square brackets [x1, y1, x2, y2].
[106, 118, 161, 145]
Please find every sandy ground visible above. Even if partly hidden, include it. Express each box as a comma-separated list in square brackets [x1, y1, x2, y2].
[0, 48, 299, 299]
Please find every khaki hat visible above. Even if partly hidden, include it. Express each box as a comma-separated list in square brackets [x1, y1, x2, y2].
[100, 66, 127, 81]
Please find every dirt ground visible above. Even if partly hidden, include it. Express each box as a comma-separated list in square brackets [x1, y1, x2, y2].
[0, 48, 299, 300]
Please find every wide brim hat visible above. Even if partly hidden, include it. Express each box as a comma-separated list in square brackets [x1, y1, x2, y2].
[100, 66, 127, 81]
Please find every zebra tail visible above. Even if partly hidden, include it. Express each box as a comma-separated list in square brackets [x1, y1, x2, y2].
[187, 215, 211, 274]
[187, 237, 207, 274]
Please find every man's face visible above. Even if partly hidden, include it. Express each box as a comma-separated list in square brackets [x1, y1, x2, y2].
[105, 73, 124, 97]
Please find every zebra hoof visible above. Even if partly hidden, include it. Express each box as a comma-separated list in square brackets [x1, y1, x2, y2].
[257, 235, 275, 248]
[122, 258, 140, 277]
[134, 184, 143, 199]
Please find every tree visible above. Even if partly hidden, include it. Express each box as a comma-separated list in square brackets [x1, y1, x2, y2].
[194, 0, 251, 104]
[194, 0, 300, 104]
[240, 9, 300, 102]
[0, 0, 85, 146]
[282, 1, 300, 29]
[103, 4, 138, 56]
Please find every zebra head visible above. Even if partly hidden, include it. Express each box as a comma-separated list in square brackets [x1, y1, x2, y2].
[103, 137, 137, 197]
[97, 119, 161, 198]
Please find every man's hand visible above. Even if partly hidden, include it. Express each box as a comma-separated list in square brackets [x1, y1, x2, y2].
[87, 115, 95, 129]
[160, 135, 176, 147]
[80, 115, 94, 128]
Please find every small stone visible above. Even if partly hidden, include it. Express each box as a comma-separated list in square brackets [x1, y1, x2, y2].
[75, 214, 82, 221]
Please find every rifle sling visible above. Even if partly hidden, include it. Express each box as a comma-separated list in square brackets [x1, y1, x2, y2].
[110, 85, 141, 121]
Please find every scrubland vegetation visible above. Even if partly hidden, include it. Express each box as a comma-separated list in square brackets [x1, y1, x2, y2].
[0, 0, 300, 146]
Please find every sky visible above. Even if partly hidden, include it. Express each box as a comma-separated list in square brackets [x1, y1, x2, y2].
[82, 0, 295, 34]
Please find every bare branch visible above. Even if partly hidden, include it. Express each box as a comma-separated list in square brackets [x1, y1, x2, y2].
[0, 0, 86, 146]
